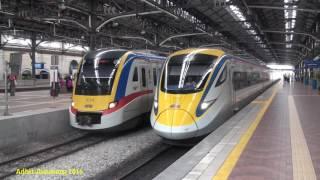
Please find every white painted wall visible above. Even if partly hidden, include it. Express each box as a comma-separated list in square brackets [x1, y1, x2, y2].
[1, 50, 82, 79]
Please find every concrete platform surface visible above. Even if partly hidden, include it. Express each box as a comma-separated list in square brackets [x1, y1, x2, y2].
[0, 90, 71, 115]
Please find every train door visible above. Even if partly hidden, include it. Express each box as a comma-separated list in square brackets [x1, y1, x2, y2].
[230, 65, 238, 111]
[147, 66, 154, 110]
[140, 65, 149, 113]
[152, 67, 157, 89]
[124, 61, 141, 116]
[131, 66, 140, 93]
[147, 66, 153, 89]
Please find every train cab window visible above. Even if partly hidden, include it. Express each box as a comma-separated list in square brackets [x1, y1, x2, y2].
[132, 67, 138, 82]
[215, 68, 227, 87]
[153, 68, 157, 86]
[75, 50, 127, 95]
[141, 68, 146, 87]
[161, 53, 218, 93]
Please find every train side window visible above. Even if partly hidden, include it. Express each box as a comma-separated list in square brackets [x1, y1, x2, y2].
[153, 68, 157, 86]
[215, 68, 227, 87]
[141, 68, 146, 87]
[132, 67, 138, 82]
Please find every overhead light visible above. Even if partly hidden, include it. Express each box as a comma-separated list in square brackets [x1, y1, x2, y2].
[58, 0, 66, 10]
[112, 22, 119, 27]
[284, 0, 297, 47]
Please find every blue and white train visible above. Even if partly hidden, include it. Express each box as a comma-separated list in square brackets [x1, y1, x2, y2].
[70, 49, 166, 130]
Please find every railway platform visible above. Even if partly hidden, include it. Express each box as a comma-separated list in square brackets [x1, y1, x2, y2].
[0, 79, 50, 93]
[0, 90, 70, 114]
[0, 90, 74, 151]
[156, 81, 320, 180]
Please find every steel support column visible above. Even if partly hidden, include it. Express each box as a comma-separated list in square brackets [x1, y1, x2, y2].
[0, 32, 4, 81]
[30, 33, 36, 79]
[89, 0, 98, 50]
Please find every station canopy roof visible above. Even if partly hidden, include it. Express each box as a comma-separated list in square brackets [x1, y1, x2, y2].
[0, 0, 319, 65]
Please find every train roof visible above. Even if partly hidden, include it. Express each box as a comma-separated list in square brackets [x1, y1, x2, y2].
[133, 49, 169, 57]
[169, 48, 268, 68]
[84, 49, 128, 60]
[84, 48, 166, 62]
[169, 48, 224, 57]
[129, 51, 166, 61]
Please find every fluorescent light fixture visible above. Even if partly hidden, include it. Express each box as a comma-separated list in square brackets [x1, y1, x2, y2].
[284, 0, 298, 47]
[267, 64, 294, 70]
[227, 4, 266, 48]
[2, 35, 88, 52]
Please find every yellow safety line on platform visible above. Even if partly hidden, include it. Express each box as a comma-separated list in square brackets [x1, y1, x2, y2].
[289, 96, 316, 180]
[250, 100, 267, 104]
[212, 85, 278, 180]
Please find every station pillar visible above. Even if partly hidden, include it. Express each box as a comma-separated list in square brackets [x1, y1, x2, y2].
[0, 34, 4, 81]
[30, 33, 36, 79]
[0, 49, 4, 81]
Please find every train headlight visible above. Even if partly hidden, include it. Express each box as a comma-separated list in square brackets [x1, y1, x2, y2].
[200, 99, 216, 110]
[71, 102, 75, 107]
[154, 101, 158, 109]
[109, 101, 118, 109]
[153, 100, 158, 115]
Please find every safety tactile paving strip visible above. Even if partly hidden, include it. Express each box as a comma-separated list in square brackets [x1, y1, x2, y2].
[289, 96, 316, 180]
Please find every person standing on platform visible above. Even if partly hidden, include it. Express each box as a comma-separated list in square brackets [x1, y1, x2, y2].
[66, 76, 73, 92]
[7, 74, 17, 96]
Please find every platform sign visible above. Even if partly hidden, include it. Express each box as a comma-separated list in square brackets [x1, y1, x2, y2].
[304, 60, 320, 68]
[50, 66, 59, 84]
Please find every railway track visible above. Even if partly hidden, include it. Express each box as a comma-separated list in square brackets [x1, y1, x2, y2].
[116, 146, 190, 180]
[0, 134, 108, 179]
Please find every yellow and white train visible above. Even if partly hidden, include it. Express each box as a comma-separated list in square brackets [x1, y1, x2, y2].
[151, 48, 274, 141]
[70, 49, 165, 130]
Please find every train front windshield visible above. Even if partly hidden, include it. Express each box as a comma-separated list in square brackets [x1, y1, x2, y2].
[75, 50, 127, 96]
[161, 53, 218, 93]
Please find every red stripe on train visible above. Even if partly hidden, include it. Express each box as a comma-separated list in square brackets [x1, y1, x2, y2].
[102, 90, 153, 115]
[70, 90, 153, 115]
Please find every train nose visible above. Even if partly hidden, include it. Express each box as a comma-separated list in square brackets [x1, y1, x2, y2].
[154, 109, 198, 140]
